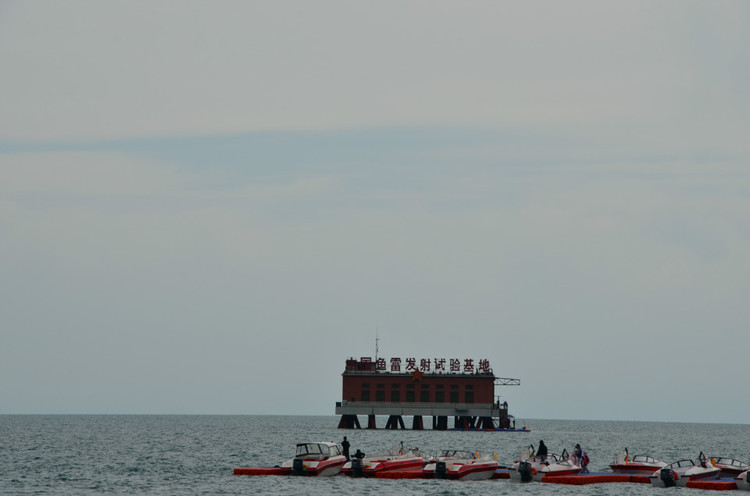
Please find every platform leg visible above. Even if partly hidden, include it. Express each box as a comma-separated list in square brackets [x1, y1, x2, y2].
[435, 416, 448, 430]
[412, 415, 424, 430]
[338, 415, 356, 429]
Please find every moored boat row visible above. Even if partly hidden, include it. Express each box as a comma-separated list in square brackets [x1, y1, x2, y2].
[235, 441, 501, 480]
[234, 441, 750, 490]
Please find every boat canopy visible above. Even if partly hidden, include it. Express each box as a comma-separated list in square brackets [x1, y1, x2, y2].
[713, 457, 748, 467]
[440, 450, 476, 459]
[668, 460, 696, 469]
[632, 455, 659, 463]
[295, 442, 341, 457]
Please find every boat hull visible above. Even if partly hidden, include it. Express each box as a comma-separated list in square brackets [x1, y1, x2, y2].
[448, 464, 498, 480]
[650, 467, 720, 488]
[342, 457, 425, 476]
[280, 456, 347, 476]
[423, 461, 498, 480]
[736, 470, 750, 491]
[611, 463, 665, 474]
[365, 458, 425, 475]
[508, 463, 581, 482]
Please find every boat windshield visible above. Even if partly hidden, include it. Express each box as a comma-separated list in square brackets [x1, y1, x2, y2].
[296, 443, 329, 457]
[534, 453, 561, 463]
[632, 455, 656, 463]
[440, 450, 475, 459]
[669, 460, 695, 469]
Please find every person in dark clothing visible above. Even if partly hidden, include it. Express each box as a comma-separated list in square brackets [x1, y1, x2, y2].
[573, 443, 589, 472]
[354, 449, 365, 459]
[341, 436, 350, 460]
[537, 440, 548, 461]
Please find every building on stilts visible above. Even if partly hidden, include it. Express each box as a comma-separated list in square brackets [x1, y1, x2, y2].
[335, 356, 526, 431]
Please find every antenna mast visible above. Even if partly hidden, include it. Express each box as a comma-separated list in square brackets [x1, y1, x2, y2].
[375, 328, 379, 362]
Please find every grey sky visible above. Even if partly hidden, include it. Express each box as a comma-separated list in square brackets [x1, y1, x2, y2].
[1, 1, 749, 423]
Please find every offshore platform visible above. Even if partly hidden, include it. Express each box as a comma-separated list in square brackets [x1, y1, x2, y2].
[334, 356, 524, 431]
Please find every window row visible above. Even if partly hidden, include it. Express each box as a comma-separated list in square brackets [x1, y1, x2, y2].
[360, 384, 473, 390]
[360, 390, 474, 403]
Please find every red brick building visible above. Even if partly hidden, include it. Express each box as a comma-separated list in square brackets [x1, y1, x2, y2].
[335, 357, 521, 430]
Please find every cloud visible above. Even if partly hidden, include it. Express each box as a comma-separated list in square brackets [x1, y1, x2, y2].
[1, 1, 750, 420]
[0, 151, 183, 195]
[2, 1, 749, 146]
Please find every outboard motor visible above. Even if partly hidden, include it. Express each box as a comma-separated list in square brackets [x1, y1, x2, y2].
[518, 460, 533, 483]
[292, 458, 304, 476]
[659, 468, 676, 487]
[435, 461, 447, 479]
[351, 458, 364, 477]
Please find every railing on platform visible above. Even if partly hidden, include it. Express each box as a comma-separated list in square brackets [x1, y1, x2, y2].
[494, 377, 521, 386]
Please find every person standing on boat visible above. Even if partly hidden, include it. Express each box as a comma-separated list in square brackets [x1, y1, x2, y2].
[573, 444, 583, 465]
[581, 451, 590, 473]
[341, 436, 350, 460]
[537, 441, 548, 461]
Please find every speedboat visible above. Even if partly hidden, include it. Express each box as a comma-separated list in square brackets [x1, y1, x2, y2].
[341, 444, 431, 476]
[610, 449, 667, 474]
[649, 454, 721, 488]
[707, 457, 750, 478]
[736, 470, 750, 491]
[422, 450, 499, 480]
[279, 442, 347, 476]
[509, 446, 581, 482]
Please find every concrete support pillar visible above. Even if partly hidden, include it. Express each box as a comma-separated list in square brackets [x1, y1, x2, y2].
[435, 416, 448, 430]
[386, 415, 404, 429]
[412, 415, 424, 430]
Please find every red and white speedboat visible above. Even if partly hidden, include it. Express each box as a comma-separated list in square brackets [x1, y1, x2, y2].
[341, 445, 431, 476]
[707, 457, 750, 478]
[736, 470, 750, 491]
[422, 450, 499, 480]
[649, 455, 721, 488]
[610, 450, 667, 474]
[279, 442, 347, 476]
[508, 447, 581, 482]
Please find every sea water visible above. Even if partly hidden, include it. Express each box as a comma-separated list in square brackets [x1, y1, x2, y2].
[1, 415, 748, 495]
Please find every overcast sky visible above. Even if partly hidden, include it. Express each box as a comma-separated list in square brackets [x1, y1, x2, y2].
[1, 1, 749, 424]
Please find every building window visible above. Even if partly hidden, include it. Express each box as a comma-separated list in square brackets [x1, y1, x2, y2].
[465, 391, 474, 403]
[451, 385, 458, 389]
[377, 384, 384, 389]
[436, 391, 445, 402]
[466, 385, 473, 390]
[391, 391, 400, 402]
[376, 390, 385, 402]
[436, 384, 444, 390]
[420, 391, 430, 402]
[406, 391, 415, 402]
[407, 384, 415, 389]
[361, 390, 370, 401]
[392, 384, 400, 389]
[450, 391, 459, 403]
[362, 383, 370, 388]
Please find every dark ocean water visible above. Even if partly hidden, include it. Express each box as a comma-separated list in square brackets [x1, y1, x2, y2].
[1, 415, 748, 495]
